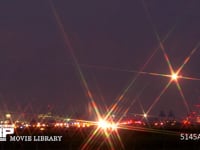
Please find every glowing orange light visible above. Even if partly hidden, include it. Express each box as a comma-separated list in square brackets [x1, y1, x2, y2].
[98, 119, 118, 130]
[36, 123, 41, 127]
[98, 119, 110, 129]
[40, 127, 45, 131]
[171, 73, 178, 81]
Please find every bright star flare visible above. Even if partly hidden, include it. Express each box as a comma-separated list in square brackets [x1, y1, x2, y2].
[171, 73, 178, 81]
[142, 0, 200, 116]
[98, 119, 118, 130]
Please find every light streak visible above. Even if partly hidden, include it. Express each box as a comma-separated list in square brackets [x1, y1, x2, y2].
[142, 0, 200, 115]
[49, 1, 122, 149]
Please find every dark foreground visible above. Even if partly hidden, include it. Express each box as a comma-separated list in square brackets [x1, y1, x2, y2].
[1, 126, 200, 150]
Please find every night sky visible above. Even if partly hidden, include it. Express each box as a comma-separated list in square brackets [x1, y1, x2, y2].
[0, 0, 200, 119]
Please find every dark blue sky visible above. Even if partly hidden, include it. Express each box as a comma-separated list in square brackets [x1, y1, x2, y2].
[0, 0, 200, 119]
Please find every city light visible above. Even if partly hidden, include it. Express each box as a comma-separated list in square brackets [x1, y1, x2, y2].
[143, 113, 147, 118]
[171, 73, 178, 81]
[5, 114, 11, 119]
[98, 119, 118, 130]
[98, 119, 109, 129]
